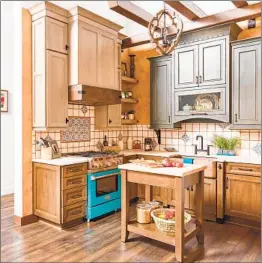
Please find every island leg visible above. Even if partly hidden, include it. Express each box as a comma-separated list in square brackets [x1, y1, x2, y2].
[121, 170, 129, 242]
[196, 171, 204, 245]
[145, 185, 152, 203]
[175, 177, 185, 262]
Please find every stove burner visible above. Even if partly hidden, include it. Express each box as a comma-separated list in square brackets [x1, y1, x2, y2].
[68, 151, 116, 158]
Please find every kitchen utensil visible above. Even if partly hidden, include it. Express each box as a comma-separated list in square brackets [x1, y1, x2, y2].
[183, 104, 193, 111]
[136, 202, 151, 224]
[133, 140, 142, 149]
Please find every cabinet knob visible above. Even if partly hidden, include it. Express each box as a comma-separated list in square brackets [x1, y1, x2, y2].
[168, 116, 171, 123]
[226, 177, 229, 189]
[199, 76, 202, 83]
[65, 118, 69, 124]
[235, 113, 238, 123]
[218, 163, 222, 170]
[109, 119, 112, 124]
[65, 45, 69, 50]
[196, 76, 199, 84]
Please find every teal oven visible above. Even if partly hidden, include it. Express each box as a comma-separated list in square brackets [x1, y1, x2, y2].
[87, 168, 121, 221]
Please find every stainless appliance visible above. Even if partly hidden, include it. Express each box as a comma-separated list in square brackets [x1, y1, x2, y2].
[144, 138, 153, 151]
[68, 151, 123, 221]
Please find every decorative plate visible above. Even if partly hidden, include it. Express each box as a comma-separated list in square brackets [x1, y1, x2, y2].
[194, 94, 219, 111]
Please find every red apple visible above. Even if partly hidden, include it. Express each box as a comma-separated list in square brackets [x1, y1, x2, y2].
[176, 161, 184, 168]
[162, 158, 172, 167]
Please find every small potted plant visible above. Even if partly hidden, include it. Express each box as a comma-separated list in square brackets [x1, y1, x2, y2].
[128, 110, 135, 120]
[213, 135, 241, 156]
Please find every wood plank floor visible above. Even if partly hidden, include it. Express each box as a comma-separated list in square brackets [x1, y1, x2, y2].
[1, 194, 261, 262]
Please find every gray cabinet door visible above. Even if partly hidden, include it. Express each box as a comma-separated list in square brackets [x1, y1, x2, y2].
[198, 39, 226, 86]
[232, 42, 261, 126]
[174, 45, 198, 89]
[150, 57, 172, 128]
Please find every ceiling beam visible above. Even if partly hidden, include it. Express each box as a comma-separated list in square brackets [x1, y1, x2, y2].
[231, 1, 248, 8]
[165, 1, 207, 21]
[108, 1, 153, 27]
[122, 3, 261, 48]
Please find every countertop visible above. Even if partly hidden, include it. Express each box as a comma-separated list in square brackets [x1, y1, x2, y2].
[118, 163, 207, 177]
[120, 150, 179, 158]
[32, 156, 91, 166]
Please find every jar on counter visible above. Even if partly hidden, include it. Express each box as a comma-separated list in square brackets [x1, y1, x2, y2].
[136, 202, 151, 224]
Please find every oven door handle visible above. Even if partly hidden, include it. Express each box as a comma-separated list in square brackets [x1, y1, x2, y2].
[90, 173, 120, 181]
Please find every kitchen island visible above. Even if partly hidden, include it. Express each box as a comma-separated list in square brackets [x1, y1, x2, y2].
[118, 163, 207, 262]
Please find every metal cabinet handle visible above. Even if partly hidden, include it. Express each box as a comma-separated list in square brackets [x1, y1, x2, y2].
[65, 44, 69, 50]
[168, 116, 171, 123]
[68, 180, 82, 185]
[199, 76, 202, 83]
[71, 209, 81, 215]
[69, 168, 82, 173]
[196, 76, 199, 84]
[235, 114, 238, 123]
[91, 173, 119, 181]
[226, 177, 229, 189]
[238, 168, 253, 172]
[218, 163, 222, 170]
[109, 119, 112, 124]
[71, 194, 82, 199]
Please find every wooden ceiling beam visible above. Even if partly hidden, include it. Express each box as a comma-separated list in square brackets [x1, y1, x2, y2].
[231, 1, 248, 8]
[165, 1, 207, 21]
[108, 1, 153, 27]
[122, 3, 261, 48]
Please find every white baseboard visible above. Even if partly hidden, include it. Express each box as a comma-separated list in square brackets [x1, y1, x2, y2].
[1, 187, 14, 196]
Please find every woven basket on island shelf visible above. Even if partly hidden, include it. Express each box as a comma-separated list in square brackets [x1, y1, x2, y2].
[151, 208, 192, 233]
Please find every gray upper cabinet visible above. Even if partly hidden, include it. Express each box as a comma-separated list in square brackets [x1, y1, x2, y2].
[149, 56, 173, 129]
[174, 38, 226, 89]
[174, 45, 198, 89]
[232, 38, 261, 129]
[199, 39, 226, 86]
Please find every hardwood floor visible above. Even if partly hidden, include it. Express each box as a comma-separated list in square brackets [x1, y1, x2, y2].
[1, 194, 261, 262]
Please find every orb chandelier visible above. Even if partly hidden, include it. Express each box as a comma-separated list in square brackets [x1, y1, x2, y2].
[148, 7, 183, 55]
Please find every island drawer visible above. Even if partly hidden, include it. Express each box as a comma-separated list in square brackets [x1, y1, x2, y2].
[226, 163, 260, 177]
[63, 163, 87, 178]
[62, 201, 86, 223]
[62, 186, 87, 207]
[62, 174, 86, 190]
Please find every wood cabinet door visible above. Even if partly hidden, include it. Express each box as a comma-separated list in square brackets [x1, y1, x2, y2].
[78, 21, 99, 86]
[226, 174, 261, 222]
[108, 104, 121, 127]
[150, 57, 172, 128]
[198, 38, 226, 86]
[33, 163, 61, 224]
[232, 42, 261, 126]
[46, 51, 68, 128]
[46, 17, 68, 54]
[98, 31, 118, 90]
[174, 45, 198, 89]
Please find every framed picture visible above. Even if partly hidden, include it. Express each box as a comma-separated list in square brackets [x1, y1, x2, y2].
[1, 90, 8, 112]
[121, 62, 127, 76]
[48, 140, 61, 159]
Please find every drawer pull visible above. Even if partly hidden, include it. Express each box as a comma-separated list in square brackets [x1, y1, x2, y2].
[226, 177, 229, 189]
[237, 168, 253, 172]
[68, 180, 82, 185]
[71, 209, 82, 215]
[71, 194, 82, 199]
[68, 168, 82, 173]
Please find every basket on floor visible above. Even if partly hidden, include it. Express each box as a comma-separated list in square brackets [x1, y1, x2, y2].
[151, 208, 191, 233]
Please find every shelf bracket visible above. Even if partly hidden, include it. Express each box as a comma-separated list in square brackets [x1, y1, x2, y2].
[154, 129, 161, 145]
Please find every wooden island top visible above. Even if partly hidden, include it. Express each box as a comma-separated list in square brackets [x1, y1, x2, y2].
[119, 163, 207, 262]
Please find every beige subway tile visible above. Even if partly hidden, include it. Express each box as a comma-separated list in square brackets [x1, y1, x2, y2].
[207, 123, 215, 132]
[36, 151, 41, 159]
[250, 132, 259, 141]
[200, 123, 207, 132]
[193, 123, 200, 132]
[186, 123, 193, 131]
[241, 140, 250, 149]
[240, 132, 249, 140]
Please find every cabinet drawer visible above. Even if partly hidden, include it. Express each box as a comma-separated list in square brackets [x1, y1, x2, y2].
[62, 201, 86, 223]
[63, 163, 87, 178]
[62, 174, 86, 190]
[226, 163, 260, 177]
[62, 186, 87, 207]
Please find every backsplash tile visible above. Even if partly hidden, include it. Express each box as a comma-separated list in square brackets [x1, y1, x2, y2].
[32, 105, 261, 159]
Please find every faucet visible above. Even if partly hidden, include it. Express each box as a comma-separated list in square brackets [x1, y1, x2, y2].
[194, 135, 212, 155]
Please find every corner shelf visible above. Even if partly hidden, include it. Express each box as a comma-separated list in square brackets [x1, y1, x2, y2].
[121, 76, 139, 84]
[121, 119, 138, 125]
[121, 98, 138, 104]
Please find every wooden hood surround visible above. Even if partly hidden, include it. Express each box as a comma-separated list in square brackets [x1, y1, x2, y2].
[108, 1, 261, 49]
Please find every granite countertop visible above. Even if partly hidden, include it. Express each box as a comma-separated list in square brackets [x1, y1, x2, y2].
[32, 156, 90, 166]
[118, 163, 207, 177]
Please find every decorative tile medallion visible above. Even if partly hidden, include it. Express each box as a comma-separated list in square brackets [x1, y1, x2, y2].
[181, 133, 190, 144]
[61, 117, 90, 142]
[81, 105, 88, 116]
[252, 143, 261, 156]
[217, 122, 230, 130]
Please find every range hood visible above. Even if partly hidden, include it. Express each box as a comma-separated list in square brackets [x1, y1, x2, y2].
[69, 85, 121, 105]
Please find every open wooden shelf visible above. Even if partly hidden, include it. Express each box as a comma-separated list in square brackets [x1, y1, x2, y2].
[121, 119, 138, 125]
[127, 220, 199, 246]
[121, 98, 138, 104]
[121, 76, 139, 84]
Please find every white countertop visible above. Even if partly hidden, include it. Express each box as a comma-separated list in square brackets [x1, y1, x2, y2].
[118, 163, 207, 177]
[120, 150, 179, 158]
[32, 156, 90, 166]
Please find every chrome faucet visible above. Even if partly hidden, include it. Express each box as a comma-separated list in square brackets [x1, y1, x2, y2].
[194, 135, 211, 155]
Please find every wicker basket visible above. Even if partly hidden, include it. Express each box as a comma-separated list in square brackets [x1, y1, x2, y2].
[151, 208, 191, 233]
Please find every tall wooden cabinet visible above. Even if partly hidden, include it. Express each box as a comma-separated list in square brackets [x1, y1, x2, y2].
[30, 3, 69, 129]
[231, 38, 261, 129]
[149, 56, 173, 129]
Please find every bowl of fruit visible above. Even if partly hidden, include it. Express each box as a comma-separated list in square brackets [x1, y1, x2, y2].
[151, 208, 191, 233]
